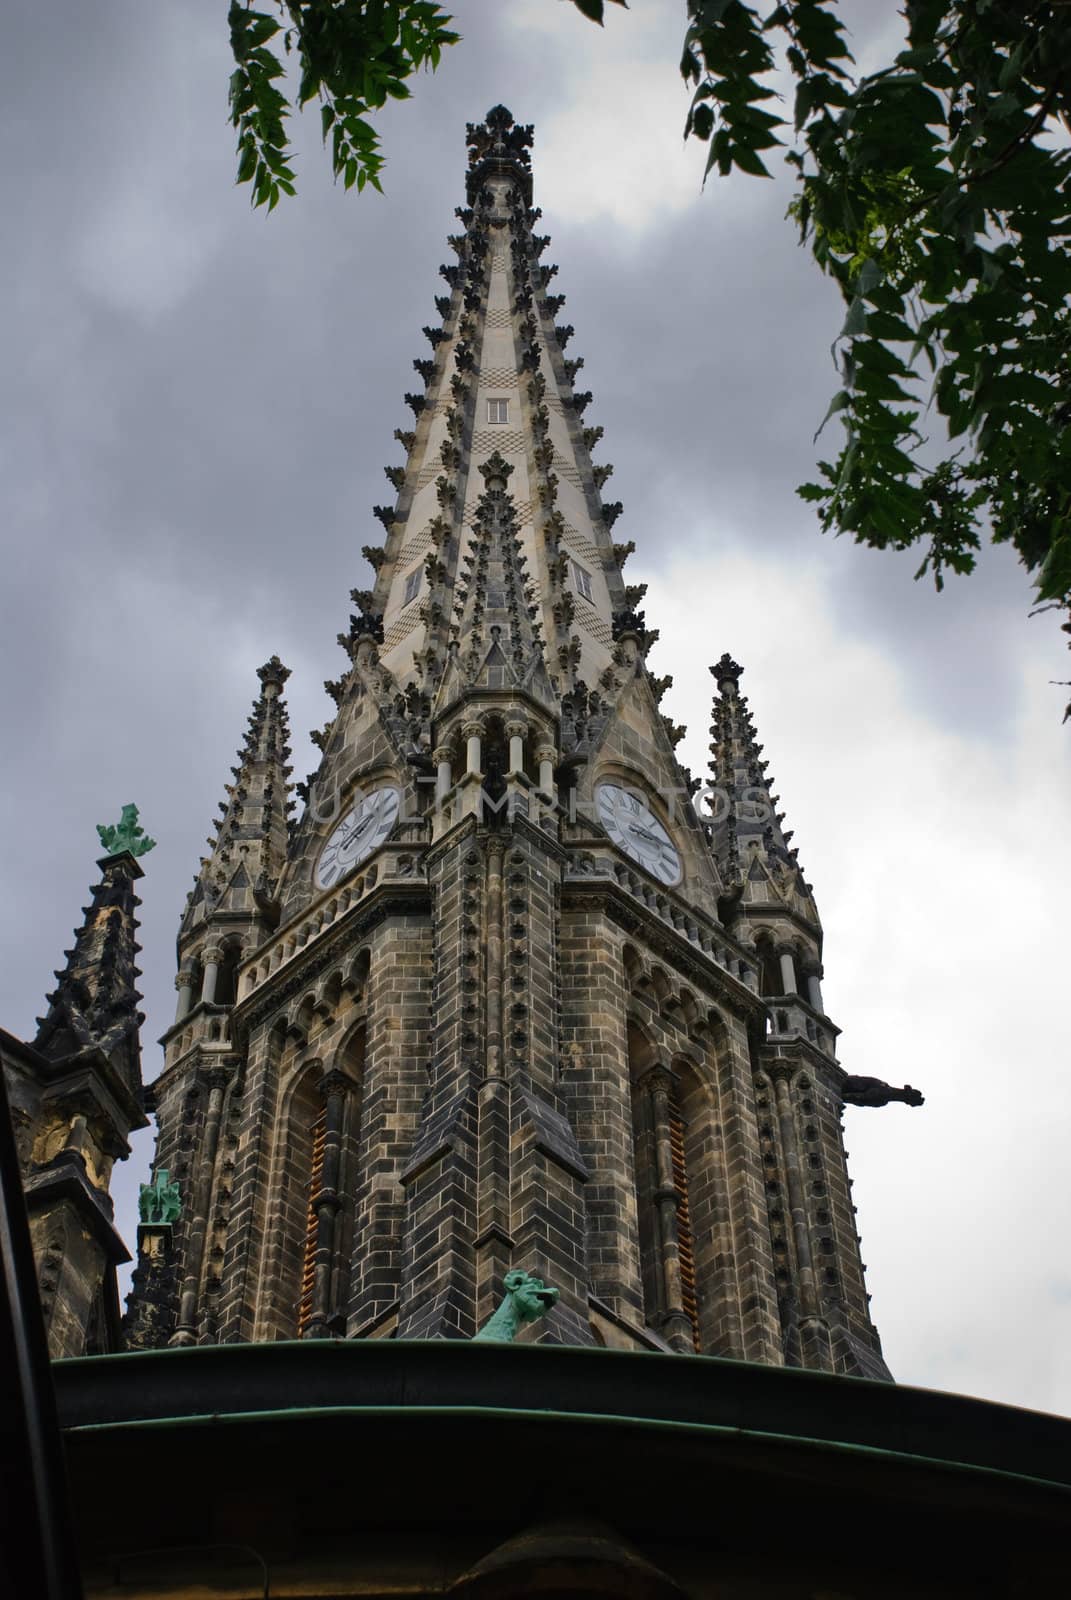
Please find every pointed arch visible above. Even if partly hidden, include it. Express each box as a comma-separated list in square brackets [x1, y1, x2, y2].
[626, 1011, 742, 1357]
[627, 1022, 699, 1351]
[213, 936, 244, 1008]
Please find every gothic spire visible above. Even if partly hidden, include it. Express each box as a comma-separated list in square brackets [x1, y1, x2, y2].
[337, 105, 636, 724]
[34, 820, 151, 1103]
[181, 657, 293, 937]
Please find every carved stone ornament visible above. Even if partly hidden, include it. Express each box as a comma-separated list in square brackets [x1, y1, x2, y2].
[138, 1167, 181, 1226]
[97, 804, 156, 859]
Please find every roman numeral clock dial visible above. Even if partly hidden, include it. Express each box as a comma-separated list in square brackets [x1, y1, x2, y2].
[315, 785, 401, 890]
[595, 783, 682, 887]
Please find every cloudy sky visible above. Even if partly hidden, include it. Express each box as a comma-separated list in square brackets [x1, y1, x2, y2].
[2, 3, 1068, 1415]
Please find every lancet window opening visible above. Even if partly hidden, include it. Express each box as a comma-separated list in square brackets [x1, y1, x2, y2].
[297, 1104, 327, 1338]
[668, 1093, 701, 1353]
[629, 1022, 705, 1354]
[213, 940, 243, 1008]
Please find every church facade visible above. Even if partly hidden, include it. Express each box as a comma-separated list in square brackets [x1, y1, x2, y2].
[5, 107, 930, 1380]
[13, 104, 1071, 1600]
[111, 106, 908, 1375]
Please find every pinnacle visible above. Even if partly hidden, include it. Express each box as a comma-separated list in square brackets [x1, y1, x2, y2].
[180, 658, 294, 940]
[706, 657, 815, 913]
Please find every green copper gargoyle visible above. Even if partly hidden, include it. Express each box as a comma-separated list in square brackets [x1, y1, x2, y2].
[138, 1168, 181, 1227]
[97, 804, 156, 859]
[473, 1269, 559, 1343]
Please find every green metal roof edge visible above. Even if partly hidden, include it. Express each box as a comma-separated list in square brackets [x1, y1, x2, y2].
[61, 1400, 1071, 1501]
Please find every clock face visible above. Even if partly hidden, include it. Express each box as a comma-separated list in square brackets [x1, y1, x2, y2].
[596, 783, 682, 886]
[315, 785, 400, 890]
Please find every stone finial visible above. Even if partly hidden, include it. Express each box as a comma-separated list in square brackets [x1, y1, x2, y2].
[257, 655, 291, 691]
[138, 1168, 182, 1226]
[97, 804, 156, 859]
[711, 653, 744, 686]
[465, 105, 535, 203]
[473, 1270, 559, 1343]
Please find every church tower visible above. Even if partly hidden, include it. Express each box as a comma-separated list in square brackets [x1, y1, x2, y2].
[3, 810, 154, 1357]
[128, 107, 914, 1375]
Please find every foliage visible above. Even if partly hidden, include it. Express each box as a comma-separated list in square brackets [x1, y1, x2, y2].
[679, 1, 1071, 614]
[227, 1, 459, 209]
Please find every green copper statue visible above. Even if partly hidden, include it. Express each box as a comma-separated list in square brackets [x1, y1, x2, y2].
[138, 1168, 181, 1227]
[97, 804, 156, 859]
[474, 1270, 559, 1343]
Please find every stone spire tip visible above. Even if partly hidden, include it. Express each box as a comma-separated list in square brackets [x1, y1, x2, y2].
[711, 653, 744, 686]
[257, 655, 291, 690]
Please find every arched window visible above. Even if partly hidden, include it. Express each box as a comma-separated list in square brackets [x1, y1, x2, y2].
[481, 715, 508, 822]
[629, 1027, 702, 1354]
[286, 1024, 365, 1339]
[213, 941, 243, 1008]
[756, 938, 781, 997]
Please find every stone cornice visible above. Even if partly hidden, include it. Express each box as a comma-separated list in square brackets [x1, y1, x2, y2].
[561, 875, 763, 1021]
[758, 1035, 844, 1081]
[232, 879, 431, 1034]
[22, 1156, 132, 1264]
[735, 899, 824, 947]
[431, 682, 560, 744]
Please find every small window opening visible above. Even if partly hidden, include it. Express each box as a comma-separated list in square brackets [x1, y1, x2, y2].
[571, 561, 594, 603]
[402, 567, 422, 606]
[487, 397, 509, 424]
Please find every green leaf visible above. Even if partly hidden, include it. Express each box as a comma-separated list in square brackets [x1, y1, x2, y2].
[691, 104, 715, 141]
[236, 139, 257, 184]
[814, 389, 852, 440]
[840, 297, 867, 338]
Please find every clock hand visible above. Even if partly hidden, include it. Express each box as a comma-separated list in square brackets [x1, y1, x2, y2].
[340, 813, 375, 847]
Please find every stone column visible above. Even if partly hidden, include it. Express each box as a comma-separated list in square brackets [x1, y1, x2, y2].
[200, 945, 224, 1006]
[536, 744, 556, 800]
[484, 838, 506, 1084]
[170, 1062, 233, 1347]
[434, 744, 453, 808]
[464, 719, 483, 777]
[778, 948, 797, 997]
[174, 970, 196, 1022]
[460, 719, 485, 822]
[304, 1069, 351, 1339]
[505, 717, 527, 777]
[644, 1066, 694, 1353]
[772, 1067, 832, 1371]
[806, 968, 825, 1014]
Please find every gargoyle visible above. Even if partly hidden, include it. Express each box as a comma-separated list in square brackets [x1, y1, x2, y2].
[473, 1269, 559, 1343]
[842, 1075, 925, 1108]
